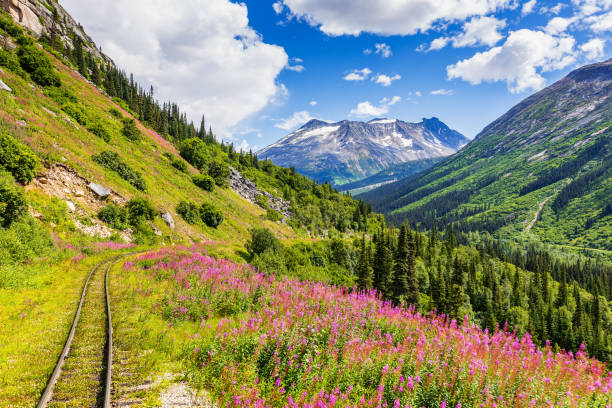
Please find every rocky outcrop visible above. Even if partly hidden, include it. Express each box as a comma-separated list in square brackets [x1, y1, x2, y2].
[228, 167, 291, 219]
[161, 211, 175, 230]
[1, 0, 114, 66]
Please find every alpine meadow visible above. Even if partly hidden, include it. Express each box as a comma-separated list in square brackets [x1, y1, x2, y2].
[0, 1, 610, 407]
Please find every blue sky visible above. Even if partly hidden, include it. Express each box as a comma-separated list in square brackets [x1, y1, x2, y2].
[63, 0, 611, 150]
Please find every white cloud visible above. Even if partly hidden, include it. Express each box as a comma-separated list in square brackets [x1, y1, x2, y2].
[363, 48, 372, 55]
[286, 64, 305, 72]
[424, 16, 505, 51]
[522, 0, 537, 15]
[375, 43, 392, 58]
[273, 1, 284, 14]
[275, 0, 513, 36]
[544, 17, 575, 34]
[61, 0, 288, 138]
[541, 3, 565, 14]
[349, 96, 401, 117]
[580, 38, 606, 60]
[343, 68, 372, 81]
[585, 10, 612, 32]
[430, 89, 455, 95]
[275, 110, 316, 130]
[452, 16, 506, 47]
[447, 29, 577, 93]
[414, 91, 422, 97]
[428, 37, 450, 51]
[374, 74, 401, 87]
[309, 100, 318, 106]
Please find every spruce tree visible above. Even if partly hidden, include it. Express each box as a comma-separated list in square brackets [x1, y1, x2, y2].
[356, 235, 373, 290]
[373, 229, 393, 296]
[391, 224, 410, 305]
[405, 229, 420, 308]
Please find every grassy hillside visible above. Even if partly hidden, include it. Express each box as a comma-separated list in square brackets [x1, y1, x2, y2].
[360, 59, 612, 251]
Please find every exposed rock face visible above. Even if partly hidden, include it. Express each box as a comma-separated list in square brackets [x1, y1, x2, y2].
[29, 164, 132, 241]
[161, 211, 175, 230]
[228, 167, 291, 219]
[0, 0, 114, 66]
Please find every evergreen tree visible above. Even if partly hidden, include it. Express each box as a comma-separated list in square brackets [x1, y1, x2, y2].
[405, 229, 420, 308]
[391, 224, 410, 305]
[373, 229, 393, 296]
[356, 235, 373, 290]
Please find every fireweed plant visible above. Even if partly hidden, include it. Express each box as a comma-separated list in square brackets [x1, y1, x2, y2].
[123, 246, 610, 408]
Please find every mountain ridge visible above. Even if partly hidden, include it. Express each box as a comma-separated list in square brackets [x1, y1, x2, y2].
[359, 58, 612, 250]
[258, 116, 468, 186]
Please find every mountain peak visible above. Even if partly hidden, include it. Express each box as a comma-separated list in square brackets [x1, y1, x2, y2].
[259, 116, 467, 186]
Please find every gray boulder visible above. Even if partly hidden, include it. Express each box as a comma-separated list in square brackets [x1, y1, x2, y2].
[0, 79, 11, 92]
[88, 182, 111, 198]
[161, 211, 175, 229]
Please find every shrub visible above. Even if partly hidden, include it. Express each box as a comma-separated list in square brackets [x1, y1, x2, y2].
[180, 138, 208, 170]
[192, 174, 214, 192]
[125, 198, 156, 226]
[62, 102, 88, 126]
[0, 48, 27, 78]
[200, 203, 223, 228]
[255, 194, 269, 209]
[17, 44, 60, 87]
[92, 150, 146, 191]
[265, 209, 281, 222]
[44, 87, 77, 105]
[98, 203, 127, 229]
[121, 118, 141, 141]
[109, 108, 122, 118]
[87, 122, 111, 143]
[176, 201, 200, 224]
[0, 131, 39, 184]
[246, 227, 280, 255]
[0, 173, 27, 228]
[132, 218, 157, 245]
[208, 160, 230, 187]
[0, 217, 54, 268]
[171, 158, 188, 173]
[251, 248, 287, 276]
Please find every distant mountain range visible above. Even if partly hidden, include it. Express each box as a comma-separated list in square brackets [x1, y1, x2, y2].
[258, 117, 468, 186]
[360, 59, 612, 250]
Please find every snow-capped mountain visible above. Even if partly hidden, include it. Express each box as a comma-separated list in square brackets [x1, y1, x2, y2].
[258, 117, 468, 186]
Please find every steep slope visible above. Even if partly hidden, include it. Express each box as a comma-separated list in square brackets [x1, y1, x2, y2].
[337, 157, 445, 195]
[258, 117, 467, 186]
[360, 59, 612, 250]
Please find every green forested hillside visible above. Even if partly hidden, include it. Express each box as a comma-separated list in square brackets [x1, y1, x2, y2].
[360, 59, 612, 251]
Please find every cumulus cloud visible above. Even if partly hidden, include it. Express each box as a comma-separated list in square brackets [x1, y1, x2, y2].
[522, 0, 537, 15]
[273, 1, 284, 14]
[447, 29, 577, 93]
[580, 38, 606, 60]
[423, 16, 506, 51]
[430, 89, 455, 95]
[375, 43, 393, 58]
[275, 0, 513, 36]
[275, 110, 316, 130]
[343, 68, 372, 81]
[374, 74, 401, 87]
[349, 96, 401, 117]
[309, 100, 318, 106]
[60, 0, 288, 138]
[544, 17, 576, 34]
[453, 16, 506, 47]
[585, 10, 612, 32]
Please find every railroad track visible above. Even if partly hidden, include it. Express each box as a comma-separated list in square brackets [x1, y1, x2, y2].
[36, 252, 142, 408]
